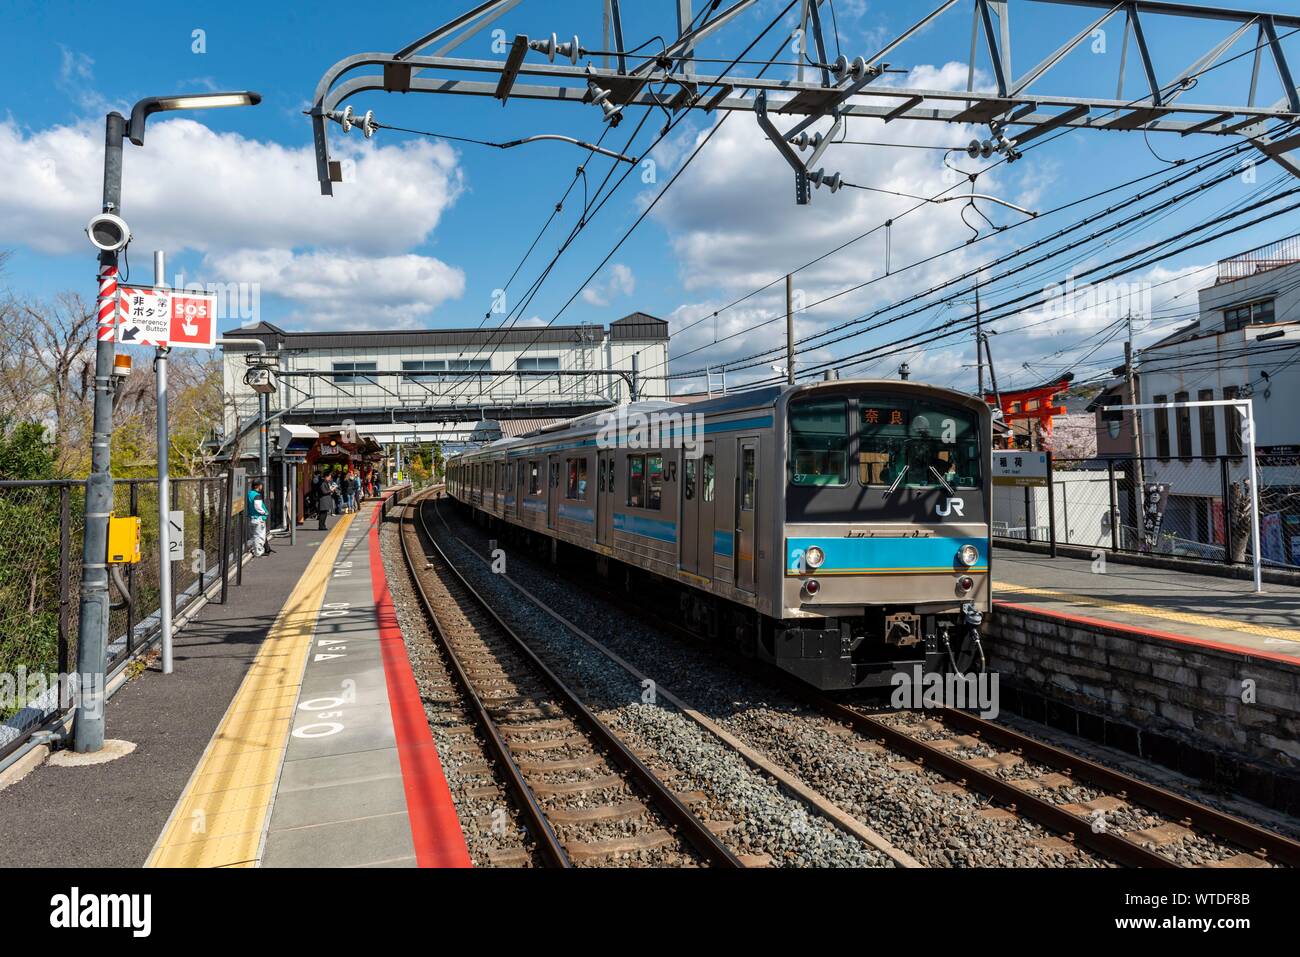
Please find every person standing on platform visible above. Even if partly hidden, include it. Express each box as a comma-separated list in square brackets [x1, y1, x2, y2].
[317, 477, 333, 530]
[248, 480, 273, 557]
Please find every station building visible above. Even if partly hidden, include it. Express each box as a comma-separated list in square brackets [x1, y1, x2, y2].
[219, 312, 667, 450]
[214, 313, 669, 519]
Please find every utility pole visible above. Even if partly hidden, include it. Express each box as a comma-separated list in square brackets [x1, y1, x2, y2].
[785, 273, 796, 386]
[1125, 314, 1145, 493]
[154, 250, 174, 675]
[975, 281, 984, 398]
[74, 112, 127, 752]
[258, 392, 269, 480]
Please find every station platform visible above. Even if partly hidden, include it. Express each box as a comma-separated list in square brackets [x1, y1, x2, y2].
[992, 546, 1300, 665]
[0, 493, 469, 869]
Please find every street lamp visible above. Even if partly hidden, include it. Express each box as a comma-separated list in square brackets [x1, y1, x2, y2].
[128, 92, 262, 145]
[74, 91, 260, 754]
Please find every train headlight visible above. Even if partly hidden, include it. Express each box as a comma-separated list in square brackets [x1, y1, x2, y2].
[804, 546, 825, 569]
[957, 544, 980, 567]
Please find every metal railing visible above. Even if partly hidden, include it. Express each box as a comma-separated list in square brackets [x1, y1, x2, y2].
[994, 454, 1298, 569]
[0, 470, 267, 763]
[1216, 233, 1300, 285]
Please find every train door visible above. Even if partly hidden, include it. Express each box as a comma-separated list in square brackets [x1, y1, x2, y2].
[546, 454, 560, 529]
[514, 459, 524, 520]
[680, 449, 698, 575]
[735, 438, 758, 593]
[679, 441, 715, 577]
[597, 451, 615, 546]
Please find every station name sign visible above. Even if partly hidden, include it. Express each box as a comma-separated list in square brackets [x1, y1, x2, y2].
[991, 450, 1049, 487]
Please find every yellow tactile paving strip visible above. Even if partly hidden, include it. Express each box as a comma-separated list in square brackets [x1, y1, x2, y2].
[146, 514, 356, 868]
[992, 580, 1300, 645]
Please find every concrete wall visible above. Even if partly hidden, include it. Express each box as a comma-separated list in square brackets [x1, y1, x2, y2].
[986, 604, 1300, 814]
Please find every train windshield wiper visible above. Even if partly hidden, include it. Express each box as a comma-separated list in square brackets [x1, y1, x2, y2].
[882, 467, 907, 498]
[929, 466, 955, 496]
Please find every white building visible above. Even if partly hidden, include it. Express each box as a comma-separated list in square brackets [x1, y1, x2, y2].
[1137, 235, 1300, 563]
[218, 313, 669, 458]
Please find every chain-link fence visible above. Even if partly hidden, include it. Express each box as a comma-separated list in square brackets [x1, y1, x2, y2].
[993, 453, 1300, 569]
[0, 482, 81, 725]
[0, 471, 255, 762]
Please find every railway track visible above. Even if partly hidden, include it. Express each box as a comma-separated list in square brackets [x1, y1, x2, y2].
[835, 704, 1300, 868]
[433, 494, 1300, 870]
[398, 490, 744, 868]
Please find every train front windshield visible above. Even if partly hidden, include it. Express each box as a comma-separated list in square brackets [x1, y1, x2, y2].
[857, 400, 981, 490]
[787, 393, 983, 519]
[789, 396, 981, 490]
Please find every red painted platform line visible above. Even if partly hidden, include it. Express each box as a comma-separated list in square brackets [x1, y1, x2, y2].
[369, 500, 472, 868]
[992, 599, 1300, 668]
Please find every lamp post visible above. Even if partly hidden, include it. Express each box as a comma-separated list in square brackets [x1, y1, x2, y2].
[74, 91, 260, 754]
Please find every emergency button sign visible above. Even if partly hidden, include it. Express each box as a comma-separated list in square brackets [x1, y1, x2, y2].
[117, 285, 218, 349]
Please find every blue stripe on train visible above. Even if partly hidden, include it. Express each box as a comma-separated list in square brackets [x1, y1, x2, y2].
[613, 511, 678, 543]
[785, 536, 988, 573]
[558, 502, 595, 523]
[713, 530, 733, 557]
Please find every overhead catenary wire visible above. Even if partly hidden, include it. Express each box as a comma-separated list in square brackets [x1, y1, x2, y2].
[664, 140, 1266, 380]
[698, 191, 1300, 397]
[493, 0, 808, 408]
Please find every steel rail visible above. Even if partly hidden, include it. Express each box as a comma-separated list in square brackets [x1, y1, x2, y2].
[812, 698, 1179, 867]
[408, 490, 743, 868]
[511, 525, 1288, 868]
[934, 706, 1300, 867]
[398, 492, 570, 867]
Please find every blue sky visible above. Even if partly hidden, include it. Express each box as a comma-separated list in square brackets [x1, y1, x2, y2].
[2, 0, 1298, 395]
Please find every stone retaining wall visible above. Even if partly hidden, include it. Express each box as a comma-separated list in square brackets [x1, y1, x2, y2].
[985, 604, 1300, 816]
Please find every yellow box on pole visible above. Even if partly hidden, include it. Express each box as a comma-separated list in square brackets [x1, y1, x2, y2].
[107, 516, 141, 564]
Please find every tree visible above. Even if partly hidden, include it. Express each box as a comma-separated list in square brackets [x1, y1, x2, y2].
[0, 291, 95, 476]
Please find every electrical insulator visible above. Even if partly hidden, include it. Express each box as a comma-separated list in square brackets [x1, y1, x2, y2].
[809, 168, 842, 193]
[791, 131, 824, 151]
[530, 33, 581, 64]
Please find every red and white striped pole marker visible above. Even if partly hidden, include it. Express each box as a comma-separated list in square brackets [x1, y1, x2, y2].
[96, 262, 121, 342]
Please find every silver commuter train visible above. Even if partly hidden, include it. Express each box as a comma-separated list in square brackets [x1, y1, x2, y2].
[446, 378, 992, 691]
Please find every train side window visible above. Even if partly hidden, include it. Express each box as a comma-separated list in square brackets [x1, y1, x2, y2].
[740, 447, 756, 511]
[608, 458, 616, 493]
[702, 455, 715, 503]
[528, 461, 541, 495]
[647, 455, 663, 510]
[566, 458, 588, 499]
[550, 461, 560, 489]
[627, 455, 645, 508]
[788, 398, 848, 486]
[598, 460, 606, 493]
[683, 459, 696, 501]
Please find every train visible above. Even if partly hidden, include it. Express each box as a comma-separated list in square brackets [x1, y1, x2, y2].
[445, 377, 992, 691]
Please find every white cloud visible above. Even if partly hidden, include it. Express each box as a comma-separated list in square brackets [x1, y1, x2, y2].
[581, 262, 636, 306]
[207, 249, 465, 329]
[0, 113, 469, 328]
[0, 116, 463, 257]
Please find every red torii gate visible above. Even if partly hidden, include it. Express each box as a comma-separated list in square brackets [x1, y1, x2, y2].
[984, 374, 1073, 449]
